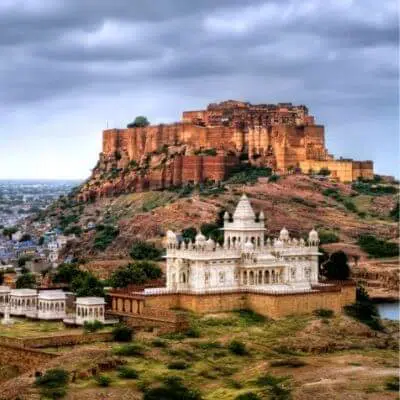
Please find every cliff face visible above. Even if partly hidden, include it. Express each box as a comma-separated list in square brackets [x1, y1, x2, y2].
[77, 100, 374, 201]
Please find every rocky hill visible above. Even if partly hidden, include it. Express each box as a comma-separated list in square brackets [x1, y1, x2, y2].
[40, 174, 399, 286]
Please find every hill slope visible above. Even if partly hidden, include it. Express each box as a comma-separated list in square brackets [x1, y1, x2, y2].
[40, 175, 398, 281]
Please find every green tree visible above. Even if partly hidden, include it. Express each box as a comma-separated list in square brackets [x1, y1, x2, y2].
[52, 263, 83, 284]
[94, 225, 119, 251]
[16, 273, 36, 289]
[200, 222, 223, 244]
[19, 234, 31, 242]
[130, 240, 162, 260]
[143, 376, 201, 400]
[390, 199, 399, 221]
[182, 227, 197, 242]
[17, 255, 33, 267]
[320, 251, 350, 280]
[127, 116, 150, 128]
[110, 261, 161, 288]
[318, 167, 331, 176]
[2, 226, 18, 240]
[72, 273, 105, 297]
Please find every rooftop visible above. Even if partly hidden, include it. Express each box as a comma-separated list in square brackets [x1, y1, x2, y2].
[76, 297, 105, 305]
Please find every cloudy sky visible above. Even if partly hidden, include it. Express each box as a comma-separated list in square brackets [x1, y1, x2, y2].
[0, 0, 398, 180]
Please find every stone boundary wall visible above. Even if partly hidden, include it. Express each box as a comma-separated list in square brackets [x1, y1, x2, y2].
[0, 332, 113, 349]
[144, 284, 356, 318]
[0, 344, 57, 374]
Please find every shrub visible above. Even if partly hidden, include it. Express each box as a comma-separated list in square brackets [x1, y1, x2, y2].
[270, 358, 307, 368]
[35, 368, 69, 398]
[343, 199, 358, 213]
[228, 340, 248, 355]
[268, 174, 280, 183]
[35, 368, 69, 388]
[83, 320, 104, 333]
[200, 222, 223, 244]
[113, 343, 144, 356]
[318, 168, 331, 176]
[385, 376, 399, 391]
[389, 200, 399, 221]
[255, 373, 292, 400]
[127, 116, 150, 128]
[95, 374, 111, 387]
[185, 325, 201, 338]
[117, 366, 139, 379]
[320, 251, 350, 280]
[168, 361, 189, 370]
[112, 324, 133, 342]
[313, 309, 334, 318]
[344, 286, 383, 331]
[227, 164, 272, 184]
[130, 240, 163, 260]
[110, 261, 162, 288]
[181, 227, 197, 242]
[234, 309, 265, 325]
[322, 188, 342, 201]
[72, 273, 105, 297]
[93, 224, 119, 251]
[357, 234, 399, 258]
[15, 273, 36, 289]
[318, 230, 340, 244]
[151, 339, 168, 348]
[143, 376, 201, 400]
[235, 393, 261, 400]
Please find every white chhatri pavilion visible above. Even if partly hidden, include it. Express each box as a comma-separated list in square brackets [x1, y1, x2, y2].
[37, 290, 67, 320]
[75, 297, 105, 325]
[159, 194, 320, 294]
[0, 286, 10, 313]
[9, 289, 38, 316]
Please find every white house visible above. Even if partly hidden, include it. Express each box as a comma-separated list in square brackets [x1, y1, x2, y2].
[158, 194, 320, 295]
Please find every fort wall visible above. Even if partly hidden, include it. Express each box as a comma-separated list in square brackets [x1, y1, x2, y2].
[142, 284, 356, 318]
[299, 160, 374, 182]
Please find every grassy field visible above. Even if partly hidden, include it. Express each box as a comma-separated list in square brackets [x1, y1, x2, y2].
[55, 311, 399, 400]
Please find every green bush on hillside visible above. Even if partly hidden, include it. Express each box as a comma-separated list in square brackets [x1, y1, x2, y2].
[130, 240, 163, 260]
[83, 320, 104, 333]
[320, 251, 350, 280]
[344, 286, 383, 331]
[16, 273, 36, 289]
[35, 368, 69, 399]
[112, 324, 133, 342]
[357, 234, 399, 258]
[318, 230, 340, 244]
[143, 376, 201, 400]
[93, 224, 119, 251]
[110, 261, 161, 288]
[227, 164, 272, 184]
[118, 366, 139, 379]
[228, 340, 248, 356]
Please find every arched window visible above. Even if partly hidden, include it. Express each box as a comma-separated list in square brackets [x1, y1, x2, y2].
[249, 271, 254, 285]
[258, 271, 263, 284]
[265, 270, 270, 284]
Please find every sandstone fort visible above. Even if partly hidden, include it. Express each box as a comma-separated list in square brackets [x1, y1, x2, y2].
[79, 100, 373, 200]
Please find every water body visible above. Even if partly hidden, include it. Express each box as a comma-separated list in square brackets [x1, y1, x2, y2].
[376, 301, 399, 321]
